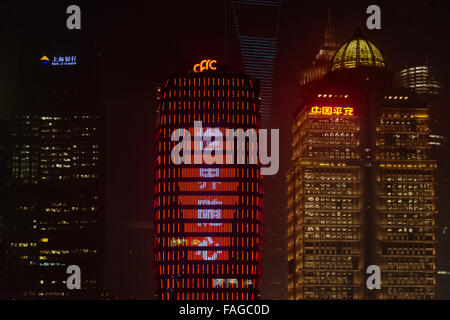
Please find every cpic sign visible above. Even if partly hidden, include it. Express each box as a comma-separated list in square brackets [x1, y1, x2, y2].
[193, 59, 217, 73]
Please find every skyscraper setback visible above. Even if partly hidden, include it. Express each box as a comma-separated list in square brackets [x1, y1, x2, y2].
[287, 30, 437, 299]
[154, 62, 263, 300]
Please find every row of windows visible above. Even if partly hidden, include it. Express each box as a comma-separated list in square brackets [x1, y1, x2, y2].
[304, 183, 358, 195]
[303, 171, 359, 182]
[161, 99, 258, 113]
[381, 219, 433, 227]
[158, 277, 255, 290]
[163, 89, 256, 99]
[15, 205, 98, 214]
[381, 230, 434, 241]
[380, 247, 434, 256]
[307, 120, 359, 131]
[377, 124, 428, 133]
[169, 76, 250, 88]
[301, 286, 357, 300]
[155, 168, 261, 180]
[303, 260, 358, 270]
[304, 247, 356, 255]
[384, 259, 434, 270]
[156, 222, 261, 234]
[154, 208, 262, 221]
[158, 236, 259, 248]
[156, 262, 259, 276]
[154, 196, 263, 208]
[159, 112, 259, 127]
[304, 212, 355, 225]
[304, 227, 359, 240]
[307, 137, 358, 146]
[161, 291, 257, 301]
[379, 150, 426, 160]
[380, 174, 433, 182]
[303, 272, 357, 285]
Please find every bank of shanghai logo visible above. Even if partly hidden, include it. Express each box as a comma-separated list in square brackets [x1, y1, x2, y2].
[40, 55, 77, 66]
[40, 55, 50, 65]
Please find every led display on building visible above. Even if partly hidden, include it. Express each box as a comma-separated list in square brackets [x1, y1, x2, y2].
[154, 64, 263, 300]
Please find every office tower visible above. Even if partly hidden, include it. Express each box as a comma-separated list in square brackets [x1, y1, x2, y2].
[299, 10, 340, 88]
[287, 30, 437, 299]
[395, 60, 449, 299]
[376, 95, 436, 300]
[286, 95, 362, 299]
[8, 113, 104, 299]
[232, 0, 282, 300]
[154, 61, 263, 300]
[7, 35, 104, 299]
[394, 61, 441, 95]
[232, 0, 282, 126]
[0, 117, 9, 299]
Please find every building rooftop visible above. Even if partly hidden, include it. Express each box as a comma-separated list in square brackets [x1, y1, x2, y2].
[330, 29, 386, 72]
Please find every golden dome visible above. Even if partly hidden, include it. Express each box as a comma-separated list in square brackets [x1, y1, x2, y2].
[330, 30, 386, 71]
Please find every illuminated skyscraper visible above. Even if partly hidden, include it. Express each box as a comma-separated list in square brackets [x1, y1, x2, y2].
[395, 60, 449, 299]
[154, 61, 263, 300]
[394, 61, 441, 95]
[7, 35, 104, 298]
[8, 113, 104, 299]
[287, 30, 437, 300]
[232, 0, 282, 126]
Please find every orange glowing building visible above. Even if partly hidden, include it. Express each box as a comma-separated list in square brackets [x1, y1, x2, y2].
[154, 62, 263, 300]
[287, 30, 437, 299]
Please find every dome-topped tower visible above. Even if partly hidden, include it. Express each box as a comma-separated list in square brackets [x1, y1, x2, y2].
[330, 28, 386, 71]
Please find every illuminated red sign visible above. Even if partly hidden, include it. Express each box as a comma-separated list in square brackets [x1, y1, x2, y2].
[310, 106, 354, 116]
[178, 181, 239, 192]
[188, 247, 229, 261]
[182, 209, 235, 220]
[178, 124, 234, 262]
[193, 59, 217, 73]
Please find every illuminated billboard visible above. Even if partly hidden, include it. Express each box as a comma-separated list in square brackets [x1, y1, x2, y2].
[310, 106, 354, 116]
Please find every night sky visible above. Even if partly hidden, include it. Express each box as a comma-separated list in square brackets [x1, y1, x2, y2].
[1, 0, 449, 298]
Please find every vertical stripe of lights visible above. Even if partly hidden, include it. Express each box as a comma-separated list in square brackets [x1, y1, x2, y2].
[232, 0, 282, 127]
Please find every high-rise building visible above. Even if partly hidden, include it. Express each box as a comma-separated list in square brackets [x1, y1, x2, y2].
[0, 117, 9, 299]
[287, 30, 437, 300]
[231, 0, 282, 300]
[232, 0, 282, 126]
[394, 61, 442, 95]
[154, 61, 263, 300]
[8, 113, 104, 299]
[299, 10, 340, 88]
[395, 60, 449, 299]
[7, 35, 104, 299]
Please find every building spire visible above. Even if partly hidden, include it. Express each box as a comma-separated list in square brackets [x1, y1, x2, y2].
[324, 8, 336, 47]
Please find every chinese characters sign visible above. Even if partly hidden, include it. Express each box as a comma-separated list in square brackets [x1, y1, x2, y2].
[310, 106, 354, 116]
[41, 55, 77, 66]
[179, 126, 237, 262]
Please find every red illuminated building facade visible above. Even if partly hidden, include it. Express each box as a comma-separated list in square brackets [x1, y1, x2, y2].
[154, 61, 263, 300]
